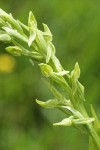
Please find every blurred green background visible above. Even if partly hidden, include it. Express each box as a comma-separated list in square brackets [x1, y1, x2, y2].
[0, 0, 100, 150]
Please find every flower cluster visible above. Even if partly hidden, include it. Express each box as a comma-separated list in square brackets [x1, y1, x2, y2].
[0, 9, 100, 149]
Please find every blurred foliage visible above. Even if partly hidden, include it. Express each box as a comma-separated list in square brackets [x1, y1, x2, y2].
[0, 0, 100, 150]
[0, 54, 16, 73]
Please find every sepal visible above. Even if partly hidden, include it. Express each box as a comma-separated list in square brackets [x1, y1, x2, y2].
[42, 23, 52, 42]
[71, 62, 80, 80]
[71, 62, 80, 94]
[36, 99, 59, 108]
[54, 70, 69, 76]
[53, 116, 74, 126]
[28, 11, 37, 46]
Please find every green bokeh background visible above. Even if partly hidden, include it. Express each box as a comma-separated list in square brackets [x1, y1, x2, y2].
[0, 1, 100, 150]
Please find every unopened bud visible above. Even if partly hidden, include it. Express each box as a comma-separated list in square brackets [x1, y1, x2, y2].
[39, 63, 53, 77]
[36, 99, 59, 108]
[53, 116, 74, 126]
[6, 46, 22, 56]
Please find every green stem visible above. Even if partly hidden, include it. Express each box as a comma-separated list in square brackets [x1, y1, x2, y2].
[88, 124, 100, 149]
[80, 105, 100, 149]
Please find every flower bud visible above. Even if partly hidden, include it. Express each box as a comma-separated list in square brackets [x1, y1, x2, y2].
[36, 99, 59, 108]
[53, 116, 74, 126]
[6, 46, 22, 56]
[39, 63, 53, 77]
[71, 62, 80, 80]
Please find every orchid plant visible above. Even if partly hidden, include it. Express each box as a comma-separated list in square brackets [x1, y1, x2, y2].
[0, 9, 100, 150]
